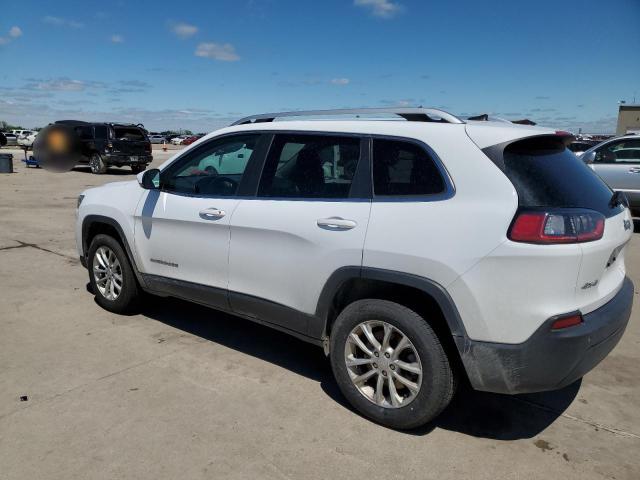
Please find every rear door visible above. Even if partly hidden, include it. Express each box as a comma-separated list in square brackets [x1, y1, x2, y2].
[228, 132, 371, 335]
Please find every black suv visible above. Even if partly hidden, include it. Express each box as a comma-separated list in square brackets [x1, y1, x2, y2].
[55, 120, 153, 174]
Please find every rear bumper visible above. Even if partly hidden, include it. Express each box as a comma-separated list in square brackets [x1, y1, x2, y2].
[457, 277, 634, 394]
[104, 153, 152, 165]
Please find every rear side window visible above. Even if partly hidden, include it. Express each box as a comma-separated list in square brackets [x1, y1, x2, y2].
[501, 137, 620, 216]
[259, 134, 361, 198]
[94, 126, 108, 140]
[372, 139, 445, 196]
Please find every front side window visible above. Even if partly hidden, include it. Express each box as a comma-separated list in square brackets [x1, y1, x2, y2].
[161, 134, 259, 196]
[372, 139, 445, 196]
[595, 139, 640, 164]
[258, 134, 360, 198]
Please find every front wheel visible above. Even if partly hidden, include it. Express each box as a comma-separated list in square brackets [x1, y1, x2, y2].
[89, 153, 107, 174]
[330, 299, 456, 430]
[88, 234, 140, 313]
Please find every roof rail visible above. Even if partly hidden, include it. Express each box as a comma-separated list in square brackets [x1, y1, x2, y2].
[230, 107, 464, 126]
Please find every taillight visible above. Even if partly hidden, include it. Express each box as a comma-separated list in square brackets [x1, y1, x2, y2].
[509, 209, 605, 244]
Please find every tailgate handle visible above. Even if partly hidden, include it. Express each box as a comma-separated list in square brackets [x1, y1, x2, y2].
[628, 167, 640, 174]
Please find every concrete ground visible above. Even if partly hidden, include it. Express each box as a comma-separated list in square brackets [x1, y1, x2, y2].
[1, 145, 639, 479]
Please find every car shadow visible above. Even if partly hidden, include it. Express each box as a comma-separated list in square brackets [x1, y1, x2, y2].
[137, 294, 579, 439]
[73, 166, 138, 175]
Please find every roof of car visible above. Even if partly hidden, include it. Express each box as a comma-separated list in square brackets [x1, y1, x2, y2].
[54, 120, 146, 129]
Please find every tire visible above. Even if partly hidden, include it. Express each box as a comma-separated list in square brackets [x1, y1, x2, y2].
[131, 164, 146, 174]
[89, 153, 107, 174]
[88, 234, 140, 314]
[330, 299, 456, 430]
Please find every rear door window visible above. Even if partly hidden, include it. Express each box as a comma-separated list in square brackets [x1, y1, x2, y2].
[500, 137, 621, 217]
[258, 134, 361, 198]
[372, 139, 445, 196]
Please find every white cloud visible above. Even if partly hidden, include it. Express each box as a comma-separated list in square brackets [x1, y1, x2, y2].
[9, 26, 22, 38]
[42, 16, 84, 29]
[195, 42, 240, 62]
[0, 25, 23, 45]
[354, 0, 403, 18]
[23, 77, 107, 92]
[170, 22, 198, 38]
[331, 78, 350, 85]
[110, 34, 124, 44]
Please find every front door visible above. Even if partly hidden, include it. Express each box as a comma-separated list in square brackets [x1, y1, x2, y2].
[591, 138, 640, 193]
[228, 133, 371, 335]
[134, 133, 265, 303]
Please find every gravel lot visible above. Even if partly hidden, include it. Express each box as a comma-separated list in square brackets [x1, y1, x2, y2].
[1, 145, 639, 479]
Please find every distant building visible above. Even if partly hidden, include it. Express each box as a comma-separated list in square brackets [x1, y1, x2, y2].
[616, 104, 640, 135]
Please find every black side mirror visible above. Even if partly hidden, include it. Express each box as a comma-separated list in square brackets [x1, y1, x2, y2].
[139, 168, 160, 189]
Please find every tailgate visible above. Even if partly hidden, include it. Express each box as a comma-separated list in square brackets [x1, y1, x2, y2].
[112, 140, 148, 155]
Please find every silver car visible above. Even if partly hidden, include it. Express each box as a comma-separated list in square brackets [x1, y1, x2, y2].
[581, 135, 640, 217]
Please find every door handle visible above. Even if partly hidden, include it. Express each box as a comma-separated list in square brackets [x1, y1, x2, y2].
[199, 207, 226, 220]
[317, 217, 357, 230]
[628, 167, 640, 174]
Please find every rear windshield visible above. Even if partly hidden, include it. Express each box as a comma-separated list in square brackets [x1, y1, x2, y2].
[499, 137, 621, 217]
[113, 127, 146, 141]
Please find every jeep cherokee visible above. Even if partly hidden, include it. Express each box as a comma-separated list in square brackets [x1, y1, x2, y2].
[76, 108, 634, 429]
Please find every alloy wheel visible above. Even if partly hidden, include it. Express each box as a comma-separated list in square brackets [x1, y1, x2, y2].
[92, 246, 123, 300]
[344, 320, 423, 408]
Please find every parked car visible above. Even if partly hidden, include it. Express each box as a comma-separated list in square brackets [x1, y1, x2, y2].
[17, 130, 38, 149]
[76, 107, 634, 430]
[171, 135, 189, 145]
[148, 134, 167, 144]
[568, 140, 597, 156]
[2, 133, 18, 146]
[12, 129, 31, 137]
[52, 120, 152, 174]
[181, 135, 203, 146]
[580, 135, 640, 217]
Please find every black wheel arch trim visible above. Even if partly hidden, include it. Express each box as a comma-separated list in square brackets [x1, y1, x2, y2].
[81, 214, 148, 288]
[314, 266, 468, 340]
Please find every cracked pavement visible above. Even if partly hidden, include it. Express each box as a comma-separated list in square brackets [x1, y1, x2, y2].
[1, 147, 639, 479]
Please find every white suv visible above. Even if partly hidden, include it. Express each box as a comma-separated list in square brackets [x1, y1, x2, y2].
[76, 108, 634, 429]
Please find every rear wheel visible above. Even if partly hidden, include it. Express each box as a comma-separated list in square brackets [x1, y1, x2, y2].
[89, 153, 107, 174]
[131, 164, 146, 174]
[330, 299, 456, 430]
[88, 234, 140, 313]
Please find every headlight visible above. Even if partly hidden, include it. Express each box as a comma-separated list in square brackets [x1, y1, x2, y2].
[77, 194, 85, 209]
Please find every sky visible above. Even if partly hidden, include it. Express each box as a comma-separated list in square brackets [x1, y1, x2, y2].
[1, 0, 639, 133]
